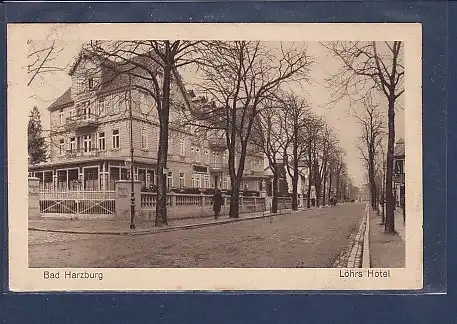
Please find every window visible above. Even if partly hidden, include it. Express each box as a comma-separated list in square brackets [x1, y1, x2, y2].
[167, 171, 173, 189]
[98, 132, 105, 151]
[88, 78, 94, 90]
[97, 99, 105, 116]
[179, 139, 185, 156]
[192, 173, 201, 188]
[75, 79, 83, 93]
[112, 129, 120, 149]
[179, 172, 185, 188]
[59, 139, 65, 155]
[69, 137, 76, 153]
[223, 176, 228, 190]
[141, 129, 148, 149]
[59, 109, 64, 125]
[203, 174, 210, 189]
[83, 134, 92, 152]
[395, 160, 404, 174]
[80, 101, 90, 119]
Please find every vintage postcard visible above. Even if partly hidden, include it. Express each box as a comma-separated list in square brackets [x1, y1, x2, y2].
[7, 23, 422, 291]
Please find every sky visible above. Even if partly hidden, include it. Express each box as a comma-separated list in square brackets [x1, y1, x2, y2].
[28, 41, 405, 188]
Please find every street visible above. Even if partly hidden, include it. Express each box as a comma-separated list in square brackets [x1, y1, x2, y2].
[29, 202, 365, 268]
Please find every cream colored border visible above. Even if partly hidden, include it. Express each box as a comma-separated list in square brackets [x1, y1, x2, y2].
[7, 23, 422, 291]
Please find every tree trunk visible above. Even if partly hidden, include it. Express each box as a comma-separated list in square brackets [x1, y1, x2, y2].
[315, 170, 321, 207]
[291, 173, 299, 210]
[229, 182, 240, 218]
[306, 144, 313, 208]
[335, 173, 340, 201]
[155, 124, 169, 225]
[272, 171, 279, 213]
[369, 164, 377, 211]
[290, 138, 299, 210]
[322, 170, 327, 206]
[385, 98, 396, 234]
[155, 58, 171, 226]
[328, 171, 333, 203]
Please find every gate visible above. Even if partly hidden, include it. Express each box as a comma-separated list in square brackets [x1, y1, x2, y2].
[39, 190, 116, 217]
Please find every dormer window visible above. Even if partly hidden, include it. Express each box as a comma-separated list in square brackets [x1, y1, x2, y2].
[88, 78, 94, 90]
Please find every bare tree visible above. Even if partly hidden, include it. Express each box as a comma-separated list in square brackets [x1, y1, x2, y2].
[279, 93, 312, 210]
[312, 124, 337, 207]
[354, 96, 385, 211]
[251, 104, 285, 213]
[334, 153, 347, 202]
[325, 41, 404, 234]
[87, 40, 201, 225]
[325, 148, 345, 204]
[185, 41, 313, 218]
[304, 114, 324, 208]
[27, 40, 68, 87]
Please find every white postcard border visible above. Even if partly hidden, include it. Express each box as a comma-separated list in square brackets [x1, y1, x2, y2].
[7, 23, 423, 291]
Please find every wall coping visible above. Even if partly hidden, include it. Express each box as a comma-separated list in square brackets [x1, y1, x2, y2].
[115, 180, 142, 184]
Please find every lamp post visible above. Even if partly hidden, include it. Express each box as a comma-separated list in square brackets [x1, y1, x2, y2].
[127, 74, 136, 230]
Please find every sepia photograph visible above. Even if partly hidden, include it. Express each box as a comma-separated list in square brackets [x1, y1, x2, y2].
[8, 23, 422, 291]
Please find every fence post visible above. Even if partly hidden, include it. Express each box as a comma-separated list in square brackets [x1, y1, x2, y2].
[28, 177, 40, 219]
[170, 193, 176, 219]
[201, 194, 205, 217]
[115, 180, 142, 220]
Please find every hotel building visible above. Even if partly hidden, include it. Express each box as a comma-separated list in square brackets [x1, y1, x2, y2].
[29, 50, 266, 192]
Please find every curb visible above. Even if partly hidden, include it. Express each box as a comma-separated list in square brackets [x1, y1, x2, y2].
[29, 210, 295, 236]
[361, 204, 371, 268]
[346, 203, 368, 268]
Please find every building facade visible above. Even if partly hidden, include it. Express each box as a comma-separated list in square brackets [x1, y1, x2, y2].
[29, 50, 266, 192]
[263, 163, 312, 200]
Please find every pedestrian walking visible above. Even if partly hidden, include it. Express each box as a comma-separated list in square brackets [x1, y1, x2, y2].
[211, 189, 223, 220]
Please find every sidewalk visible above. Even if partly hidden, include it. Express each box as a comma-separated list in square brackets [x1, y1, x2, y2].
[369, 207, 405, 268]
[395, 208, 405, 242]
[29, 207, 299, 235]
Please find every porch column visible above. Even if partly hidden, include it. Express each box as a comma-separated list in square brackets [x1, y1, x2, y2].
[107, 162, 111, 191]
[52, 170, 57, 190]
[79, 167, 84, 190]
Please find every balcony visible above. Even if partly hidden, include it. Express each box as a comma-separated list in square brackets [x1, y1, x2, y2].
[65, 113, 99, 131]
[64, 148, 102, 159]
[209, 162, 228, 172]
[208, 137, 226, 150]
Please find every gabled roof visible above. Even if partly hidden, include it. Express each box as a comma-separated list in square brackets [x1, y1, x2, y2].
[47, 88, 74, 112]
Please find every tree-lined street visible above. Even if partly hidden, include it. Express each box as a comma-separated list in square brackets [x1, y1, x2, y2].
[29, 203, 365, 268]
[26, 39, 405, 269]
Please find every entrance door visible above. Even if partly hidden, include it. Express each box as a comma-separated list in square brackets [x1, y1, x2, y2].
[214, 175, 219, 189]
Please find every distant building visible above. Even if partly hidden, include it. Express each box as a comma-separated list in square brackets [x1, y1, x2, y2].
[263, 162, 314, 204]
[393, 138, 405, 208]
